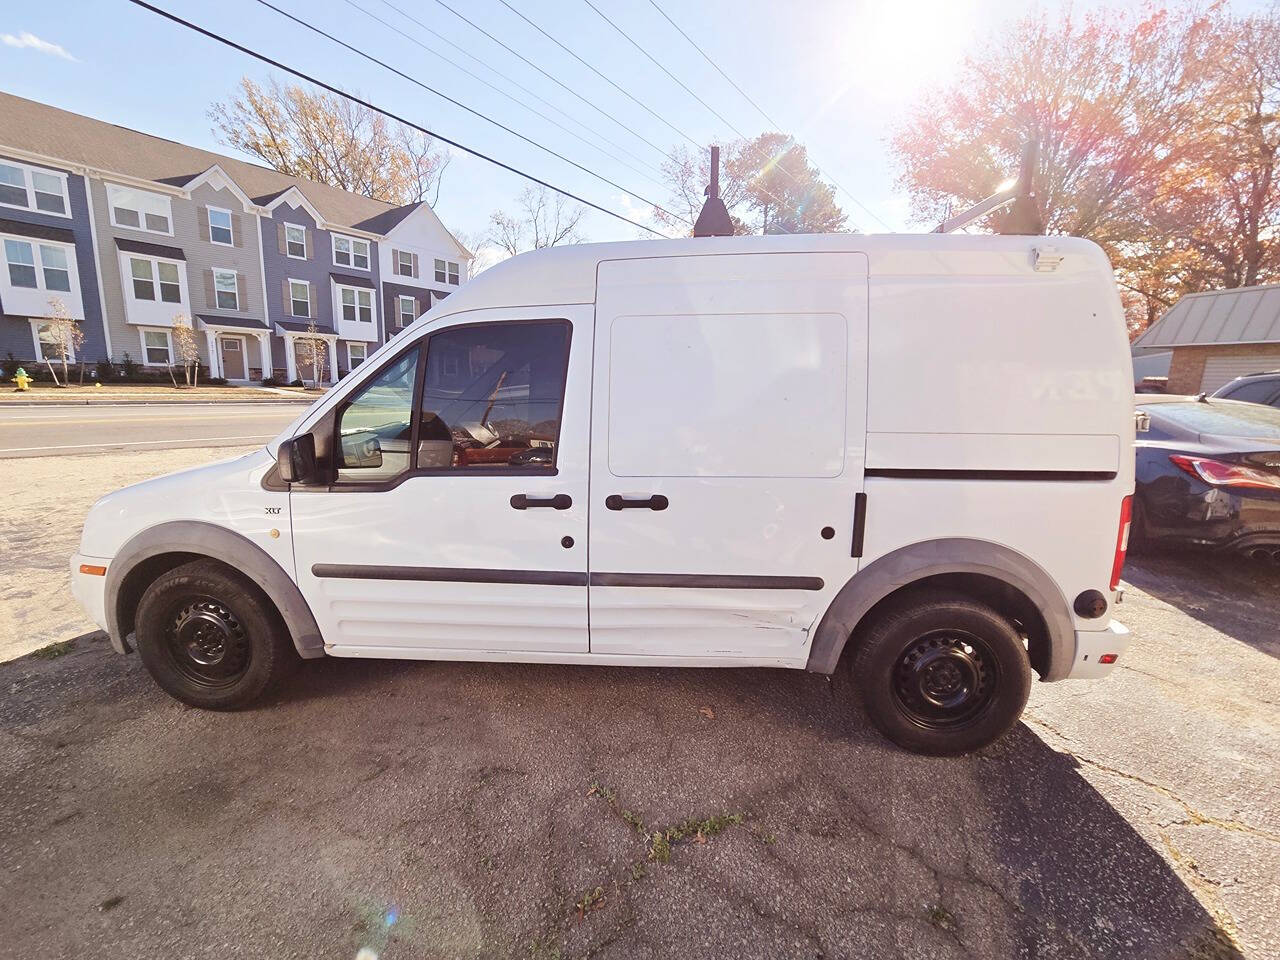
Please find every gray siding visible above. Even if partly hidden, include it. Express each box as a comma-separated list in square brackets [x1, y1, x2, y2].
[0, 158, 107, 365]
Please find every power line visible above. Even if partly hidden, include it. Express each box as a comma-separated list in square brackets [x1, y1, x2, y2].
[370, 0, 669, 182]
[427, 0, 676, 169]
[646, 0, 894, 231]
[250, 0, 688, 226]
[341, 0, 670, 191]
[125, 0, 673, 237]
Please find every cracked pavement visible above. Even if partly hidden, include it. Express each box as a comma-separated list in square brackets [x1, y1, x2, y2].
[1, 550, 1277, 959]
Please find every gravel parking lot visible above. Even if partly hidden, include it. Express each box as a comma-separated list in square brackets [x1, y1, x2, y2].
[1, 449, 1277, 959]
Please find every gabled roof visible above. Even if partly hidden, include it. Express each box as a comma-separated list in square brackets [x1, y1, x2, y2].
[1133, 283, 1280, 349]
[371, 200, 473, 261]
[0, 92, 399, 230]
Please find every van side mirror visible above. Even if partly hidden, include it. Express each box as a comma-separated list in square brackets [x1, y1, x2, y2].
[278, 433, 319, 484]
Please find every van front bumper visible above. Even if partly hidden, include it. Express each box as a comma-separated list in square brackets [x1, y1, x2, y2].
[1065, 619, 1130, 679]
[70, 553, 115, 646]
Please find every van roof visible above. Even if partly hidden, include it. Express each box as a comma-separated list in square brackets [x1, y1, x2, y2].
[434, 233, 1110, 315]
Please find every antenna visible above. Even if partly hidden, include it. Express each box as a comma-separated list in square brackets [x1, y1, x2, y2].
[933, 139, 1043, 235]
[693, 145, 734, 237]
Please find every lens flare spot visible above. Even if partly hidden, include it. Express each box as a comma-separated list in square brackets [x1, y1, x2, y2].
[355, 950, 378, 960]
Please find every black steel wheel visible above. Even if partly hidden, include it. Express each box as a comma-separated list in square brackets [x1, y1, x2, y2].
[852, 593, 1031, 755]
[135, 560, 296, 709]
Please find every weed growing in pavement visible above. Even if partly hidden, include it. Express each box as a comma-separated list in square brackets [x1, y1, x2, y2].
[926, 904, 957, 932]
[31, 639, 76, 659]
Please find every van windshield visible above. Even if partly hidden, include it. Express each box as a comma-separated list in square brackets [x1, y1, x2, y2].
[1143, 400, 1280, 439]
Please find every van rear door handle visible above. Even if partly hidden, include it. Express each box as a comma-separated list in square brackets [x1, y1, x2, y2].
[605, 494, 669, 511]
[510, 494, 572, 510]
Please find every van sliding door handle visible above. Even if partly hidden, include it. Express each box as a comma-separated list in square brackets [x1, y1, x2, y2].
[605, 494, 669, 511]
[510, 494, 572, 510]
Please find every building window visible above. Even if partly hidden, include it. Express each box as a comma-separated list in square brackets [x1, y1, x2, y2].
[340, 286, 373, 323]
[142, 329, 173, 365]
[348, 342, 367, 369]
[434, 258, 460, 285]
[285, 223, 307, 259]
[214, 269, 238, 310]
[40, 244, 70, 292]
[333, 234, 370, 270]
[129, 257, 181, 303]
[289, 280, 310, 317]
[396, 250, 414, 276]
[32, 321, 75, 361]
[107, 183, 172, 234]
[398, 295, 416, 327]
[0, 161, 69, 215]
[4, 238, 36, 287]
[208, 206, 233, 245]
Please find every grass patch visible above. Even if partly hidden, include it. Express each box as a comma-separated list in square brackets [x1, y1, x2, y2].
[31, 639, 76, 659]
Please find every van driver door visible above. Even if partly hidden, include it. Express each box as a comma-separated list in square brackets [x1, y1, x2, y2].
[289, 305, 592, 656]
[588, 253, 869, 663]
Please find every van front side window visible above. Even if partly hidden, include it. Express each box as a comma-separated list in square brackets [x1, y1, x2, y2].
[417, 320, 569, 471]
[336, 348, 420, 483]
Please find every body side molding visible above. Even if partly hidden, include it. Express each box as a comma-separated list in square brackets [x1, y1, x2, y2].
[805, 538, 1076, 681]
[104, 521, 325, 659]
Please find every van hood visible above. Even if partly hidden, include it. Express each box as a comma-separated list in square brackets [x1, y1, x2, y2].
[79, 447, 276, 558]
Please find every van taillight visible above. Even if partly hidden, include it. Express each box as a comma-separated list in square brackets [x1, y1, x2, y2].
[1110, 496, 1132, 591]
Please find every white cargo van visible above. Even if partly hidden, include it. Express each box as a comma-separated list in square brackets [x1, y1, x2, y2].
[70, 234, 1134, 754]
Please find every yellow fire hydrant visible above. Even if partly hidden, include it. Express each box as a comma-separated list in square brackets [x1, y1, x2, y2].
[12, 366, 33, 391]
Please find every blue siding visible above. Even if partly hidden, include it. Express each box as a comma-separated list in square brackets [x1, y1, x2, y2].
[0, 159, 107, 364]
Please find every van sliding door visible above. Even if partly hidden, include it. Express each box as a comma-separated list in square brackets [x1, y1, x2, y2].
[588, 253, 869, 663]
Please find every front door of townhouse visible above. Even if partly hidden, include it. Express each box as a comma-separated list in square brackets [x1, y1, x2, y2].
[219, 336, 246, 380]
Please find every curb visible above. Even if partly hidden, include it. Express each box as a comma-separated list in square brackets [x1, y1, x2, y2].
[1, 397, 312, 407]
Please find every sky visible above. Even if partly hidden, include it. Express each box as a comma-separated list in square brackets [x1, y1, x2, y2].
[1, 0, 1271, 254]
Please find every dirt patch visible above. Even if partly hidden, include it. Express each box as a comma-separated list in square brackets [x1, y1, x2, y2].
[0, 446, 256, 660]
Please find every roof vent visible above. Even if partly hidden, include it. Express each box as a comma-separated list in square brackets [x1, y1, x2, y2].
[1032, 245, 1064, 272]
[693, 145, 734, 238]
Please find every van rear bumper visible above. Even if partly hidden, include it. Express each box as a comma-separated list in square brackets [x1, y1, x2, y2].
[1064, 619, 1130, 679]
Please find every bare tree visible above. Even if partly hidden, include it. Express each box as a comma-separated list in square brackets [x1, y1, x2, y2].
[210, 77, 450, 205]
[296, 317, 327, 390]
[41, 297, 84, 388]
[171, 315, 200, 387]
[489, 186, 587, 258]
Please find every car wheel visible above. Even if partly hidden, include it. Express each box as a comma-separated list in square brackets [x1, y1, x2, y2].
[134, 559, 296, 710]
[852, 593, 1032, 755]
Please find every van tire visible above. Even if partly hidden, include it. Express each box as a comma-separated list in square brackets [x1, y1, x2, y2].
[851, 593, 1032, 755]
[134, 560, 295, 710]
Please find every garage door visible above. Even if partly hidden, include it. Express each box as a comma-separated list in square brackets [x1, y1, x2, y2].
[1200, 353, 1280, 393]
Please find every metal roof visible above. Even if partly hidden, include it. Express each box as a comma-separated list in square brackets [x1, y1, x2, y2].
[1133, 283, 1280, 348]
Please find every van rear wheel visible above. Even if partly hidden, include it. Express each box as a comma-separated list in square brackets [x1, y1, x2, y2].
[134, 560, 295, 710]
[852, 594, 1031, 755]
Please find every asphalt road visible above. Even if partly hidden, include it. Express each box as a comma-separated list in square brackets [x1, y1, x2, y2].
[0, 403, 307, 457]
[1, 550, 1276, 960]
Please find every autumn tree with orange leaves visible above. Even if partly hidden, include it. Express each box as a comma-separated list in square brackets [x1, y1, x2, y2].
[891, 2, 1279, 335]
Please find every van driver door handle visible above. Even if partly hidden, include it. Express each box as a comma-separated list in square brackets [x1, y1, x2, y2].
[605, 494, 669, 511]
[510, 493, 572, 510]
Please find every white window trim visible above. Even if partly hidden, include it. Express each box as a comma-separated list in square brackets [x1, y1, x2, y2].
[213, 267, 239, 311]
[434, 257, 461, 285]
[106, 182, 174, 236]
[284, 221, 308, 260]
[123, 252, 185, 306]
[347, 341, 367, 368]
[207, 205, 234, 247]
[139, 328, 174, 367]
[396, 249, 414, 277]
[3, 233, 77, 296]
[331, 233, 371, 271]
[336, 283, 376, 324]
[397, 294, 416, 327]
[288, 278, 311, 318]
[0, 160, 71, 219]
[30, 319, 76, 362]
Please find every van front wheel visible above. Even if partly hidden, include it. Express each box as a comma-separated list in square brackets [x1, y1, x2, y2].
[134, 560, 295, 710]
[852, 594, 1032, 755]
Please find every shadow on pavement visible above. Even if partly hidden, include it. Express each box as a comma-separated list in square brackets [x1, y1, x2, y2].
[1, 641, 1241, 959]
[1125, 548, 1280, 659]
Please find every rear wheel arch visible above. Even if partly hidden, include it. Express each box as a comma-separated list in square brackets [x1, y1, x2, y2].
[105, 521, 325, 659]
[806, 538, 1075, 681]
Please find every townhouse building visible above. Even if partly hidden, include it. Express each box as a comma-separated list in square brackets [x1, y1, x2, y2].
[0, 92, 471, 384]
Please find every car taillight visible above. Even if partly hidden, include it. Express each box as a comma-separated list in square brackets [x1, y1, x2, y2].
[1169, 455, 1280, 491]
[1110, 495, 1132, 591]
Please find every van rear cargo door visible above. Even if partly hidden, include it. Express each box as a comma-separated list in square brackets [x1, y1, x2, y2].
[588, 252, 869, 662]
